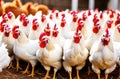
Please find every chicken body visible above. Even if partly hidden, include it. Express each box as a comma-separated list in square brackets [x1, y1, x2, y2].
[13, 29, 39, 77]
[89, 34, 117, 79]
[63, 35, 88, 79]
[0, 43, 11, 72]
[36, 36, 62, 79]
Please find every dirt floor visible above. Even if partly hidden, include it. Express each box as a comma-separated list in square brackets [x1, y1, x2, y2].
[0, 60, 119, 79]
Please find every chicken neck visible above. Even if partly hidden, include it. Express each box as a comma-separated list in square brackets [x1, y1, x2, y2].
[46, 39, 54, 51]
[17, 30, 29, 43]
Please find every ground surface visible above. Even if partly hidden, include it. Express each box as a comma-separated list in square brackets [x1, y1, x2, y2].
[0, 60, 119, 79]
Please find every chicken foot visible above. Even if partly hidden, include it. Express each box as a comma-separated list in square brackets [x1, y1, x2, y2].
[8, 61, 15, 69]
[23, 63, 30, 74]
[28, 66, 35, 77]
[16, 59, 22, 71]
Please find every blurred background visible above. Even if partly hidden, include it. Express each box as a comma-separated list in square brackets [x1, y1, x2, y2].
[3, 0, 120, 11]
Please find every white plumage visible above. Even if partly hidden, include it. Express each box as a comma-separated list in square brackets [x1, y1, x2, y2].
[12, 26, 39, 77]
[0, 43, 11, 72]
[89, 29, 117, 79]
[63, 30, 88, 79]
[36, 33, 62, 79]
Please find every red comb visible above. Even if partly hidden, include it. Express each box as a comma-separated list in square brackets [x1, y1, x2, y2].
[39, 32, 47, 41]
[61, 13, 65, 18]
[61, 17, 66, 27]
[50, 14, 53, 20]
[82, 12, 87, 21]
[46, 23, 50, 29]
[77, 21, 84, 31]
[73, 14, 78, 22]
[32, 18, 37, 23]
[41, 14, 46, 22]
[52, 8, 55, 13]
[53, 24, 58, 30]
[107, 20, 113, 28]
[2, 13, 6, 19]
[56, 12, 58, 17]
[100, 11, 103, 19]
[105, 28, 109, 37]
[88, 9, 91, 16]
[12, 25, 19, 32]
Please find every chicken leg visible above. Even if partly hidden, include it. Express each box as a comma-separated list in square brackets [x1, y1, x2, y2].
[28, 66, 35, 77]
[69, 71, 72, 79]
[23, 63, 30, 74]
[44, 70, 50, 79]
[76, 70, 81, 79]
[97, 73, 100, 79]
[53, 70, 57, 79]
[105, 73, 108, 79]
[16, 58, 22, 71]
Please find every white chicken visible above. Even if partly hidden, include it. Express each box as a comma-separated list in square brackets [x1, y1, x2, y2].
[1, 24, 15, 68]
[111, 24, 120, 79]
[36, 32, 62, 79]
[85, 19, 102, 51]
[62, 30, 89, 79]
[59, 17, 74, 39]
[0, 43, 11, 72]
[11, 25, 39, 77]
[28, 18, 42, 40]
[113, 41, 120, 79]
[5, 11, 16, 28]
[50, 24, 65, 48]
[16, 13, 31, 37]
[111, 24, 120, 42]
[89, 29, 117, 79]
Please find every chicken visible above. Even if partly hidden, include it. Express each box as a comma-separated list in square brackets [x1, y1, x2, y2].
[0, 43, 11, 72]
[111, 24, 120, 79]
[111, 23, 120, 42]
[1, 11, 16, 28]
[113, 41, 120, 79]
[89, 29, 117, 79]
[23, 2, 37, 15]
[62, 30, 89, 79]
[59, 17, 74, 39]
[16, 13, 31, 37]
[85, 19, 101, 51]
[11, 25, 39, 77]
[51, 24, 65, 47]
[3, 0, 28, 17]
[1, 24, 15, 68]
[28, 18, 42, 40]
[0, 0, 4, 16]
[69, 12, 78, 31]
[36, 32, 62, 79]
[36, 4, 49, 15]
